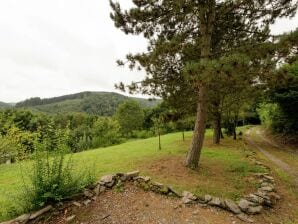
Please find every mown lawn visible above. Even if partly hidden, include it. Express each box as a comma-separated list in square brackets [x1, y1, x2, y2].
[0, 129, 263, 221]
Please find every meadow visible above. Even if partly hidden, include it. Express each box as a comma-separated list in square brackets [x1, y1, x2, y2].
[0, 129, 264, 221]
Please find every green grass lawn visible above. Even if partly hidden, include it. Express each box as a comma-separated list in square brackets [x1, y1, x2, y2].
[0, 129, 263, 221]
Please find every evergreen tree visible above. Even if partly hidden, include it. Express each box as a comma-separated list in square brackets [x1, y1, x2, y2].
[110, 0, 297, 169]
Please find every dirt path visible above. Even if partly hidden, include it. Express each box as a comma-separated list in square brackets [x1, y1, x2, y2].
[32, 184, 246, 224]
[245, 128, 298, 186]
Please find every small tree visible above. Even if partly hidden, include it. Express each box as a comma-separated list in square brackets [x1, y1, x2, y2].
[152, 116, 165, 150]
[0, 135, 17, 164]
[176, 117, 195, 141]
[115, 100, 144, 136]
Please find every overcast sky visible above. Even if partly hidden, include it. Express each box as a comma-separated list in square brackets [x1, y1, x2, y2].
[0, 1, 297, 102]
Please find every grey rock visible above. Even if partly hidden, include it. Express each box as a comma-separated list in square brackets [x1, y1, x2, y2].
[83, 199, 91, 206]
[236, 213, 254, 223]
[260, 182, 274, 188]
[255, 190, 270, 200]
[29, 205, 53, 220]
[100, 174, 114, 183]
[208, 197, 221, 207]
[14, 213, 30, 222]
[168, 186, 182, 197]
[133, 176, 151, 182]
[106, 180, 115, 188]
[246, 194, 264, 205]
[160, 186, 169, 194]
[204, 195, 213, 203]
[253, 173, 267, 178]
[72, 201, 82, 207]
[255, 161, 264, 166]
[93, 184, 100, 196]
[247, 205, 262, 214]
[126, 171, 140, 179]
[99, 174, 115, 187]
[182, 197, 194, 204]
[268, 192, 280, 200]
[182, 191, 197, 200]
[152, 181, 164, 188]
[263, 175, 274, 181]
[150, 181, 168, 194]
[260, 186, 274, 192]
[66, 215, 76, 222]
[115, 172, 125, 177]
[181, 191, 197, 204]
[115, 173, 129, 181]
[238, 199, 255, 212]
[224, 199, 241, 214]
[120, 174, 128, 181]
[83, 189, 94, 198]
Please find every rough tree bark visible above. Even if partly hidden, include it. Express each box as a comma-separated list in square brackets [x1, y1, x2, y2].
[185, 1, 216, 169]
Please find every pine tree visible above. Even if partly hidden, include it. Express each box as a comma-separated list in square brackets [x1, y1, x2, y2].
[110, 0, 297, 169]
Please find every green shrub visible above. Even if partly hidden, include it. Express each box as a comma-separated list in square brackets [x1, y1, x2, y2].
[91, 117, 123, 148]
[131, 130, 154, 139]
[22, 133, 95, 210]
[257, 103, 290, 133]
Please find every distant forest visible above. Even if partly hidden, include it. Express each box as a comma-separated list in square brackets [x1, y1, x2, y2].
[13, 91, 160, 116]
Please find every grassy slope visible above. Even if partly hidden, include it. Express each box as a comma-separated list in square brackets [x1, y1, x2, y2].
[0, 129, 263, 221]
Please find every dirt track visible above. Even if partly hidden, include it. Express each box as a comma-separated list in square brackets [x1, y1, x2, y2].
[246, 128, 298, 186]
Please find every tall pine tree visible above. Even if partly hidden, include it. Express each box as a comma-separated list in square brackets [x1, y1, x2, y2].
[110, 0, 297, 169]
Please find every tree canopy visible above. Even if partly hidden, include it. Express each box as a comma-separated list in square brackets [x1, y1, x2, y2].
[110, 0, 298, 168]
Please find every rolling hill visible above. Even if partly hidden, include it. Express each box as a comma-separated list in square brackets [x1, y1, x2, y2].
[14, 91, 161, 116]
[0, 102, 13, 108]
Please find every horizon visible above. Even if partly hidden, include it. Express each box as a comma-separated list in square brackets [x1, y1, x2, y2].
[0, 90, 154, 104]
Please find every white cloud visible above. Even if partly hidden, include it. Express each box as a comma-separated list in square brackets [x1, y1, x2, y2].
[0, 1, 297, 102]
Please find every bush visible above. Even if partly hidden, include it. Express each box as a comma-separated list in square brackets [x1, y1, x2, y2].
[22, 133, 95, 210]
[131, 130, 154, 139]
[257, 103, 291, 133]
[91, 117, 123, 148]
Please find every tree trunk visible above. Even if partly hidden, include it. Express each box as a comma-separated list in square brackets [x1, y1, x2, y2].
[233, 115, 238, 140]
[185, 86, 208, 169]
[185, 1, 215, 169]
[213, 112, 221, 144]
[158, 131, 161, 150]
[182, 131, 185, 141]
[220, 129, 224, 139]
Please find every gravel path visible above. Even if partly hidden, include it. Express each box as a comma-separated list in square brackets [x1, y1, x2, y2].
[246, 129, 298, 186]
[32, 184, 245, 224]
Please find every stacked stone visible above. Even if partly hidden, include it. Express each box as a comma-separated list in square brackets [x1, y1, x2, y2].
[2, 170, 280, 224]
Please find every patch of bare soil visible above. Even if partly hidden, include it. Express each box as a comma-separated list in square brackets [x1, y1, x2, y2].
[138, 155, 256, 199]
[31, 184, 245, 224]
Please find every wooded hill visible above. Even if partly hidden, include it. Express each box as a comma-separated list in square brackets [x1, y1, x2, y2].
[0, 102, 13, 108]
[13, 91, 160, 116]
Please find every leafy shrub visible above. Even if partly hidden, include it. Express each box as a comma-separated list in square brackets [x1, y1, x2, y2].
[131, 130, 154, 139]
[257, 103, 291, 133]
[0, 134, 17, 163]
[91, 117, 123, 148]
[22, 132, 95, 210]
